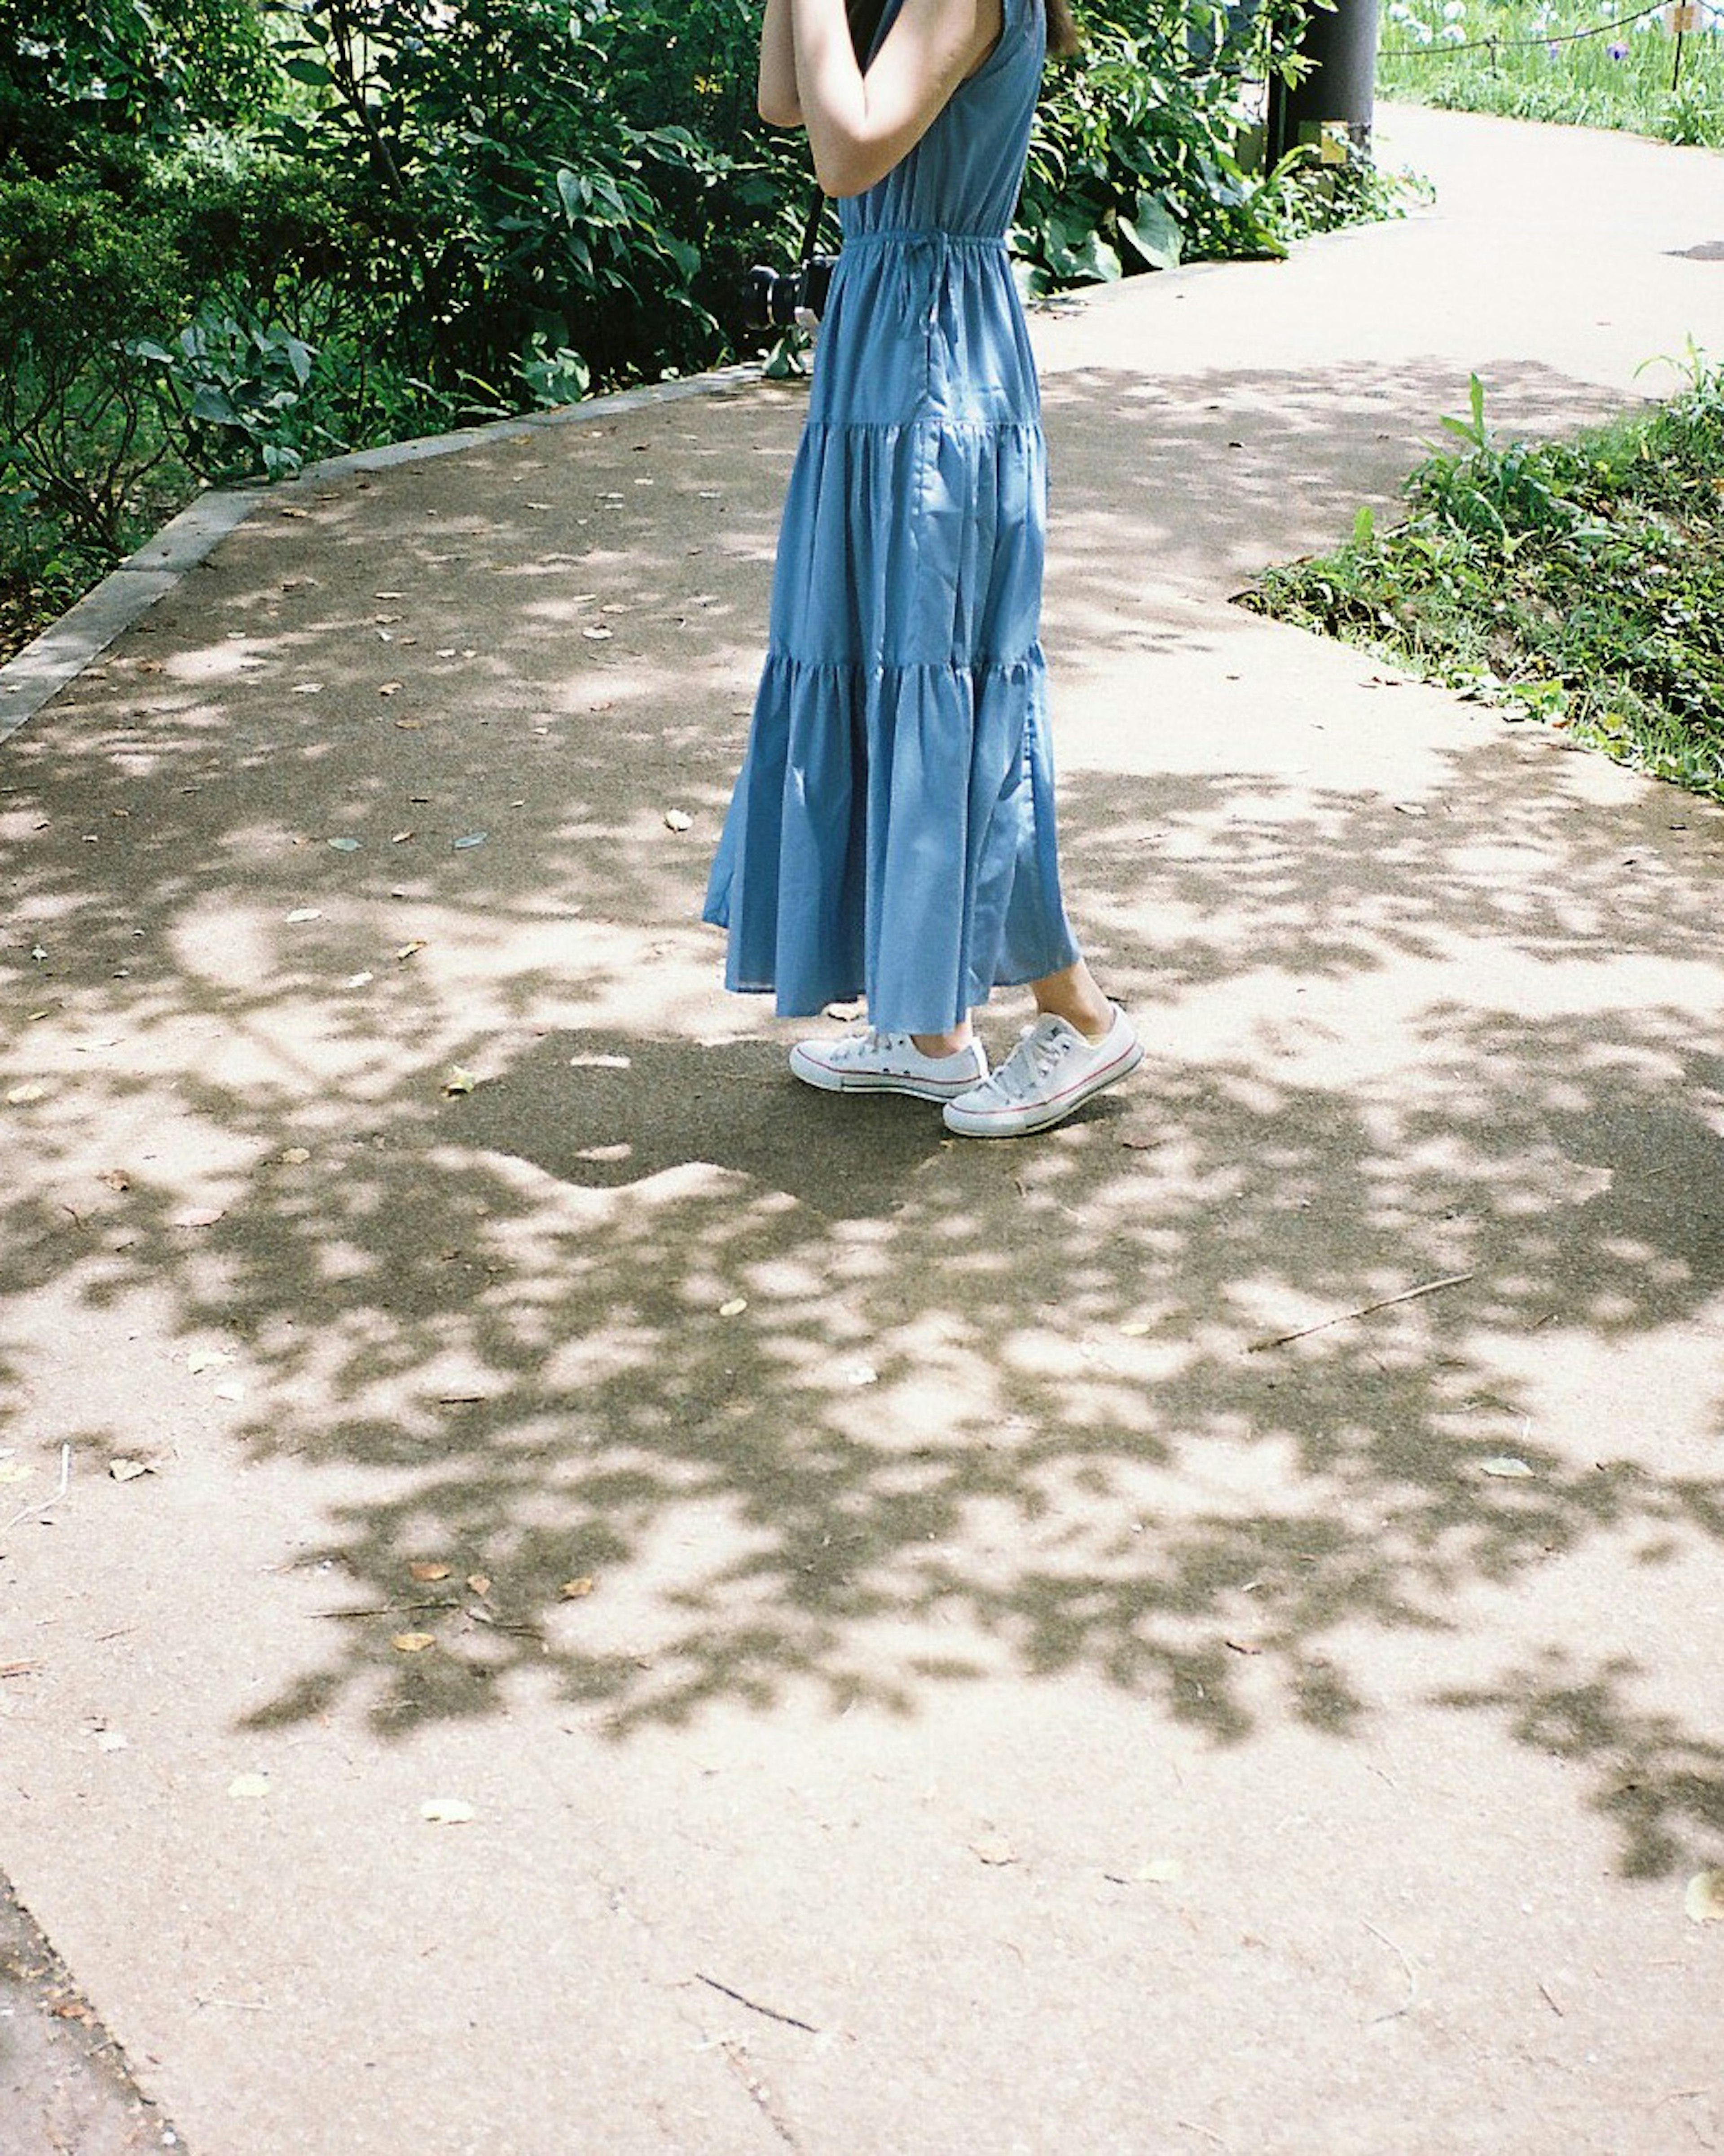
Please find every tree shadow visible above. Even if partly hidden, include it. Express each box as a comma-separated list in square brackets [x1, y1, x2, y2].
[3, 362, 1722, 1877]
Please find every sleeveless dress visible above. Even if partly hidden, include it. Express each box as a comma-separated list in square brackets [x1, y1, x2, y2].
[702, 0, 1080, 1036]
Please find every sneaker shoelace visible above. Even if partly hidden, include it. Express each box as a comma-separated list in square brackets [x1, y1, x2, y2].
[991, 1022, 1073, 1102]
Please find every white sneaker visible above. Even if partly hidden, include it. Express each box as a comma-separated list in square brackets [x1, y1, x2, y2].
[942, 1006, 1143, 1137]
[790, 1026, 989, 1102]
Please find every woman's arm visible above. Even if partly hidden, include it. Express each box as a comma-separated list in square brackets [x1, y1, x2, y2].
[791, 0, 1002, 199]
[759, 0, 804, 126]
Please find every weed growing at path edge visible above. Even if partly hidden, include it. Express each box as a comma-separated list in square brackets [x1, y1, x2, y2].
[1240, 362, 1724, 802]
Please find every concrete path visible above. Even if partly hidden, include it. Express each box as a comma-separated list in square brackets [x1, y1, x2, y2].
[3, 105, 1723, 2155]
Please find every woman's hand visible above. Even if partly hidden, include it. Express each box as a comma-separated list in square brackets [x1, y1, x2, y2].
[791, 0, 1003, 198]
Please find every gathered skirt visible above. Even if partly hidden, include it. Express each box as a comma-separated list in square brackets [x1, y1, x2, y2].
[702, 232, 1080, 1035]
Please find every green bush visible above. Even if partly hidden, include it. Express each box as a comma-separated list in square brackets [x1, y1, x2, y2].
[0, 173, 187, 554]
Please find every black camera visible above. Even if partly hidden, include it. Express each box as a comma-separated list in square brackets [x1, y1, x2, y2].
[743, 252, 837, 332]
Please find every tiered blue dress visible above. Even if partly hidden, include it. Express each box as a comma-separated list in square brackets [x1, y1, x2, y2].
[703, 0, 1080, 1036]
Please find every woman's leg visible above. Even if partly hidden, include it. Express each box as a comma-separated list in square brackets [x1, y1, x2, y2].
[1028, 958, 1113, 1042]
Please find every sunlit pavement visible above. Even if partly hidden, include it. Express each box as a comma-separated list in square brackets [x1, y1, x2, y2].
[3, 104, 1723, 2156]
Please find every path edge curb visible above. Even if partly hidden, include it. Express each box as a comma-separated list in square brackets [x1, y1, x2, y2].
[0, 362, 764, 749]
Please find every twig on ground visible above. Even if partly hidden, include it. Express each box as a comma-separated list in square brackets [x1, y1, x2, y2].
[697, 1973, 820, 2034]
[0, 1443, 71, 1538]
[1539, 1980, 1565, 2017]
[1363, 1919, 1417, 2023]
[1248, 1274, 1476, 1353]
[312, 1599, 463, 1620]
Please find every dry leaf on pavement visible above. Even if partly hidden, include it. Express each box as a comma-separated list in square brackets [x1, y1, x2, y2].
[391, 1632, 436, 1653]
[1686, 1871, 1724, 1923]
[420, 1797, 476, 1825]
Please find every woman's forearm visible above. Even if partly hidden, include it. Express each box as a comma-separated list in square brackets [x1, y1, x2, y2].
[760, 0, 803, 125]
[791, 0, 995, 198]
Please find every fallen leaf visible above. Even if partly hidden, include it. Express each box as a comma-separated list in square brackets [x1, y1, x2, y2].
[467, 1574, 492, 1597]
[1224, 1639, 1262, 1657]
[227, 1773, 271, 1799]
[663, 809, 693, 833]
[559, 1577, 595, 1600]
[719, 1297, 748, 1318]
[582, 626, 613, 641]
[280, 1147, 311, 1165]
[1686, 1870, 1724, 1923]
[171, 1205, 225, 1229]
[1479, 1456, 1535, 1479]
[841, 1362, 879, 1388]
[420, 1797, 475, 1825]
[395, 939, 427, 962]
[568, 1052, 631, 1070]
[394, 718, 425, 732]
[98, 1168, 132, 1193]
[452, 831, 488, 851]
[342, 971, 374, 989]
[1118, 1320, 1152, 1338]
[109, 1458, 153, 1482]
[391, 830, 416, 844]
[442, 1068, 478, 1098]
[1135, 1858, 1183, 1885]
[1119, 1131, 1159, 1151]
[327, 836, 362, 852]
[378, 680, 403, 697]
[6, 1081, 49, 1105]
[50, 2000, 95, 2024]
[391, 1632, 436, 1653]
[409, 1561, 452, 1583]
[971, 1835, 1016, 1867]
[290, 680, 323, 694]
[285, 907, 322, 924]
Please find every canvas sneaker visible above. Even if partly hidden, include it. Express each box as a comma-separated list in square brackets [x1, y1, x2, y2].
[789, 1026, 988, 1102]
[942, 1005, 1143, 1137]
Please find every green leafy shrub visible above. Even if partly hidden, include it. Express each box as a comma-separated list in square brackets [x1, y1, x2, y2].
[1244, 368, 1724, 800]
[0, 173, 187, 554]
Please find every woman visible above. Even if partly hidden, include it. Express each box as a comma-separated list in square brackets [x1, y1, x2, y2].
[703, 0, 1142, 1138]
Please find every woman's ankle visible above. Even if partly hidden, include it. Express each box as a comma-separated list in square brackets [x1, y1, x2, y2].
[911, 1027, 972, 1058]
[1030, 961, 1112, 1041]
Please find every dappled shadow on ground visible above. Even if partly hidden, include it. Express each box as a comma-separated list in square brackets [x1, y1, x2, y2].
[3, 365, 1722, 1876]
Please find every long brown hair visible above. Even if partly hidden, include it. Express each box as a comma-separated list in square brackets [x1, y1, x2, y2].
[847, 0, 1082, 65]
[1045, 0, 1081, 58]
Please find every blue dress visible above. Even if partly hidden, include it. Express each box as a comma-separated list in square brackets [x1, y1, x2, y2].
[703, 0, 1080, 1036]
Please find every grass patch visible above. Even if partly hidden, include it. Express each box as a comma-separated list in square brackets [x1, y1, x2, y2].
[1240, 360, 1724, 801]
[1377, 0, 1724, 148]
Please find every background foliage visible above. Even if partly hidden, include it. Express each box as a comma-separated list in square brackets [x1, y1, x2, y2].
[1376, 0, 1724, 146]
[0, 0, 1377, 655]
[1243, 362, 1724, 802]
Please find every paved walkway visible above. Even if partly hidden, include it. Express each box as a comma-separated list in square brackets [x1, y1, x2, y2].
[3, 106, 1724, 2156]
